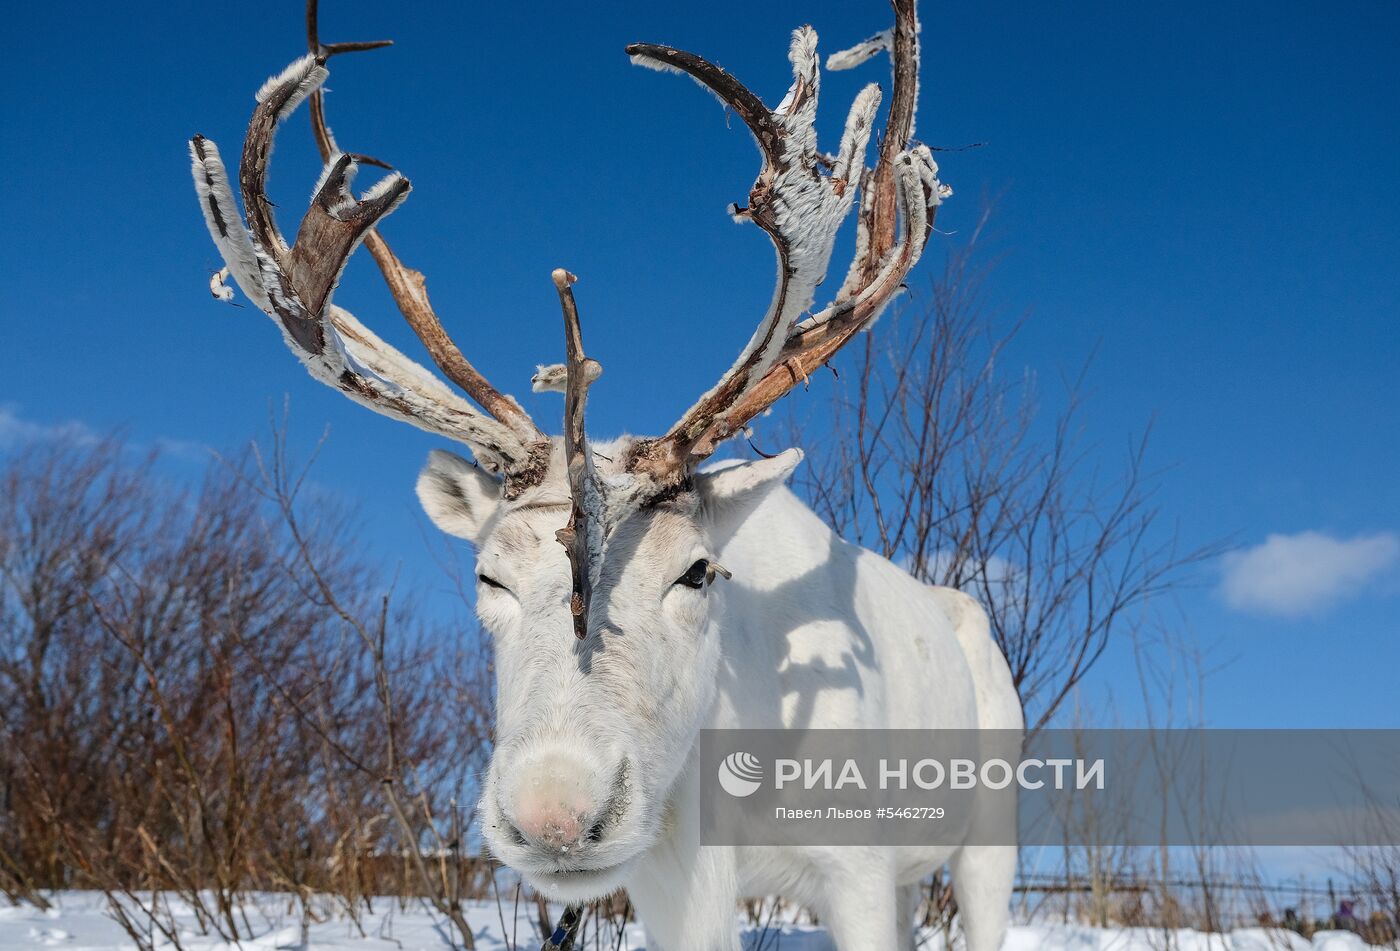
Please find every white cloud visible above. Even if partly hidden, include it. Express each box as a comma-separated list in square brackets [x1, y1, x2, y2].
[0, 405, 210, 461]
[154, 436, 215, 461]
[1220, 530, 1400, 617]
[0, 403, 99, 447]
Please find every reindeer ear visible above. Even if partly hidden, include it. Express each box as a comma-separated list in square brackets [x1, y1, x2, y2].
[696, 448, 803, 544]
[416, 450, 505, 544]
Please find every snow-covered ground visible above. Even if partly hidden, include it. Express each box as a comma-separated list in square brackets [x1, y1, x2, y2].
[0, 894, 1380, 951]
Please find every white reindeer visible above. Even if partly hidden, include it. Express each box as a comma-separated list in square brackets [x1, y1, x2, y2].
[190, 2, 1022, 949]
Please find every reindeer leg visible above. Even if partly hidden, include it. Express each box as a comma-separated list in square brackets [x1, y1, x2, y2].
[819, 852, 899, 951]
[951, 845, 1016, 951]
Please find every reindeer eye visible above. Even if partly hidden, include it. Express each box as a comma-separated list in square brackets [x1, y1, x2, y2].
[478, 574, 509, 591]
[675, 559, 710, 590]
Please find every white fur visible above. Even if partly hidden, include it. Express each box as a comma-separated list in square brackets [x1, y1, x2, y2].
[189, 138, 271, 312]
[418, 438, 1022, 951]
[254, 54, 328, 119]
[533, 361, 602, 394]
[209, 267, 235, 303]
[826, 30, 893, 71]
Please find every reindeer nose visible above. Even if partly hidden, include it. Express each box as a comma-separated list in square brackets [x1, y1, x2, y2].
[514, 801, 586, 850]
[501, 748, 605, 853]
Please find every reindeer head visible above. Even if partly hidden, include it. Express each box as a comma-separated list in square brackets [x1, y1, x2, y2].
[416, 439, 799, 898]
[191, 0, 940, 900]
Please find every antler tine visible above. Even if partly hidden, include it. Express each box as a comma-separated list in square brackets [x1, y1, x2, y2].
[551, 270, 603, 640]
[191, 50, 548, 491]
[624, 0, 944, 486]
[625, 29, 881, 484]
[721, 145, 946, 429]
[306, 0, 392, 61]
[831, 0, 921, 300]
[302, 1, 546, 450]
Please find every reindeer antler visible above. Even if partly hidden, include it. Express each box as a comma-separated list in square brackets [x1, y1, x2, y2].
[623, 0, 947, 489]
[192, 0, 942, 530]
[191, 11, 550, 495]
[550, 270, 603, 640]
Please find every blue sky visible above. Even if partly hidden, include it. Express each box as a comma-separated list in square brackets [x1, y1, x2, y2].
[2, 0, 1397, 728]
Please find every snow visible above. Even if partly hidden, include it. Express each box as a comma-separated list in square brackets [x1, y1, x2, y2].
[0, 895, 1380, 951]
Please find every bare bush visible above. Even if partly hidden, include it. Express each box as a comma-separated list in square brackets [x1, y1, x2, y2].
[786, 226, 1212, 731]
[0, 429, 492, 946]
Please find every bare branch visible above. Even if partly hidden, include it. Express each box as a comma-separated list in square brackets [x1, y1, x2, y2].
[788, 237, 1218, 733]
